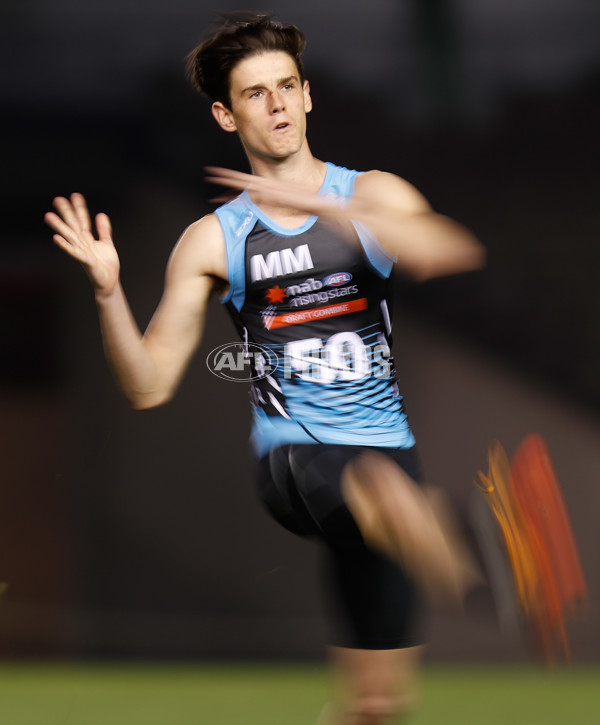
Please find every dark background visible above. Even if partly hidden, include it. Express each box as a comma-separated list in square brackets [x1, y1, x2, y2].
[1, 0, 599, 661]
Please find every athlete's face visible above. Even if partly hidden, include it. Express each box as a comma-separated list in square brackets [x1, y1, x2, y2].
[212, 51, 312, 162]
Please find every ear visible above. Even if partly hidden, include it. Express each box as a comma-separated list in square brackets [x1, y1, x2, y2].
[211, 101, 237, 133]
[303, 80, 313, 114]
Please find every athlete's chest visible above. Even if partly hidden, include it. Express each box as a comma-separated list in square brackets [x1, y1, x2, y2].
[244, 220, 368, 305]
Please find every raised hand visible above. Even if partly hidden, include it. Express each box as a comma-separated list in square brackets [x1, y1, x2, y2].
[205, 166, 348, 219]
[44, 193, 120, 296]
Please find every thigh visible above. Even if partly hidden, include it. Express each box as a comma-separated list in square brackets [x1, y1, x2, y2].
[289, 443, 424, 549]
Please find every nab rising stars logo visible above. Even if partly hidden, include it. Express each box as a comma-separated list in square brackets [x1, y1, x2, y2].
[261, 272, 357, 328]
[263, 272, 353, 306]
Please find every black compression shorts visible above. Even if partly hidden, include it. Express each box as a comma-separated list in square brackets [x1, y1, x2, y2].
[256, 443, 425, 650]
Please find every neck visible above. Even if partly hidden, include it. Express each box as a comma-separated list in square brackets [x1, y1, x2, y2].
[245, 144, 327, 227]
[248, 142, 325, 190]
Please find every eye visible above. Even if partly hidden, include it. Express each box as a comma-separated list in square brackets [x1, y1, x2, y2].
[249, 90, 263, 99]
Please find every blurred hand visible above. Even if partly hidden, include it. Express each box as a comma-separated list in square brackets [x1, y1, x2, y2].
[45, 193, 120, 297]
[206, 166, 348, 218]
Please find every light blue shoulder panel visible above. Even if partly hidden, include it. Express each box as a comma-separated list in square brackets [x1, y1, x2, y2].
[323, 163, 396, 279]
[215, 196, 256, 312]
[320, 162, 361, 198]
[352, 220, 396, 279]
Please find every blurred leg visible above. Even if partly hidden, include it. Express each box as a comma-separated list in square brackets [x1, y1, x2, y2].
[316, 645, 424, 725]
[342, 451, 481, 608]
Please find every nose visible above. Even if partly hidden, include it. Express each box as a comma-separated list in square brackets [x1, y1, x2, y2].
[268, 90, 285, 114]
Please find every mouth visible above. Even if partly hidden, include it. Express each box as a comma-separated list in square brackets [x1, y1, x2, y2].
[273, 122, 291, 131]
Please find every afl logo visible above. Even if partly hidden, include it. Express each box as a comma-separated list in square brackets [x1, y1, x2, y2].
[323, 272, 352, 287]
[206, 342, 279, 382]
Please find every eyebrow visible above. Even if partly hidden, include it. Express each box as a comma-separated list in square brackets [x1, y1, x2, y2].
[240, 75, 299, 96]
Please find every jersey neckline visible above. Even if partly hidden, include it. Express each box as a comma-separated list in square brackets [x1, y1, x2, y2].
[240, 162, 335, 237]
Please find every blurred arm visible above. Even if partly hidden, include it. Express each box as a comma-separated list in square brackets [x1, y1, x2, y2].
[206, 166, 485, 281]
[353, 170, 485, 281]
[46, 195, 226, 409]
[97, 217, 223, 409]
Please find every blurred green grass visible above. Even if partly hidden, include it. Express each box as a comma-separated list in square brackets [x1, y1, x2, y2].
[0, 662, 597, 724]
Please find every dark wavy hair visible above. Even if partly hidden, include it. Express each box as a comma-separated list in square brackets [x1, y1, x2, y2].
[186, 12, 306, 108]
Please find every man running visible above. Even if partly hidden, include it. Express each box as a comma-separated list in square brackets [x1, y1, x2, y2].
[46, 13, 485, 724]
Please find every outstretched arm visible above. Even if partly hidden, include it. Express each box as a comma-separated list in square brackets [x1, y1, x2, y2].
[206, 166, 485, 281]
[45, 194, 225, 409]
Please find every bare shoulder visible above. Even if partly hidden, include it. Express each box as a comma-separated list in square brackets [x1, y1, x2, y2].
[167, 213, 227, 283]
[354, 170, 431, 214]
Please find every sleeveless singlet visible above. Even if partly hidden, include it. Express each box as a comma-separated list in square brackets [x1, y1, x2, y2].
[215, 162, 416, 457]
